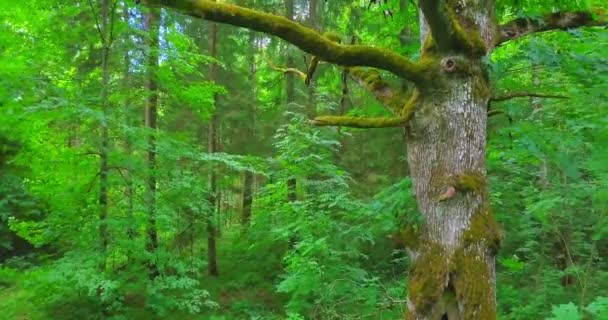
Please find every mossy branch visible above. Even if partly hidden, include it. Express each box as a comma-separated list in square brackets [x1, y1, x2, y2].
[143, 0, 429, 84]
[310, 116, 409, 128]
[418, 0, 487, 56]
[497, 11, 607, 45]
[349, 68, 409, 115]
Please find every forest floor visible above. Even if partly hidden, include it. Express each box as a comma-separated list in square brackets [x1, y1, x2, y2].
[0, 229, 288, 320]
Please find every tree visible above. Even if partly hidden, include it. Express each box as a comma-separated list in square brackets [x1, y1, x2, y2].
[207, 10, 220, 277]
[92, 1, 608, 319]
[144, 6, 160, 279]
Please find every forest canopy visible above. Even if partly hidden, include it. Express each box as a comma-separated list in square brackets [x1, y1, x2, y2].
[0, 0, 607, 319]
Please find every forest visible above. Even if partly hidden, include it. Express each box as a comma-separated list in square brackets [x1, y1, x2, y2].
[0, 0, 607, 319]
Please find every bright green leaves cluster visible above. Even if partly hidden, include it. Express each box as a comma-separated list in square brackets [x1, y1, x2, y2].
[489, 13, 608, 319]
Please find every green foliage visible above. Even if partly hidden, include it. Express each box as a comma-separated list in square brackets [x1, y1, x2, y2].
[0, 0, 606, 319]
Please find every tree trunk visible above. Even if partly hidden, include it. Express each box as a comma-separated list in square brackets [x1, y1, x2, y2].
[241, 169, 253, 226]
[98, 0, 111, 263]
[123, 1, 136, 241]
[144, 7, 160, 279]
[207, 16, 219, 277]
[241, 29, 256, 228]
[404, 4, 499, 320]
[285, 0, 297, 203]
[306, 0, 317, 119]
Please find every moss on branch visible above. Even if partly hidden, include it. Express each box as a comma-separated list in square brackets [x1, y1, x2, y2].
[310, 116, 409, 128]
[418, 0, 487, 56]
[349, 68, 409, 115]
[498, 10, 607, 45]
[145, 0, 429, 84]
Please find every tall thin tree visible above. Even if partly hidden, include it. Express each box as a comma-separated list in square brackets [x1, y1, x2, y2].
[207, 8, 220, 277]
[98, 0, 112, 265]
[143, 6, 160, 279]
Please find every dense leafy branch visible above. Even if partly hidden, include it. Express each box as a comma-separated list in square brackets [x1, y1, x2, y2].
[497, 11, 607, 45]
[310, 116, 409, 128]
[141, 0, 430, 84]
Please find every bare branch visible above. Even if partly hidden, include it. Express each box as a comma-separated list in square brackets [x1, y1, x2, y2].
[87, 0, 106, 45]
[310, 116, 409, 128]
[142, 0, 430, 84]
[262, 55, 307, 81]
[497, 11, 607, 45]
[491, 92, 569, 102]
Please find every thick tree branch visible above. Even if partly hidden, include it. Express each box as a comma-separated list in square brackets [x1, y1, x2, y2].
[142, 0, 430, 84]
[261, 57, 408, 116]
[349, 67, 408, 115]
[497, 11, 607, 45]
[310, 116, 409, 128]
[418, 0, 486, 55]
[491, 92, 569, 102]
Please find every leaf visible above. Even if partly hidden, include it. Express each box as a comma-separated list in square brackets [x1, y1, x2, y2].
[547, 303, 580, 320]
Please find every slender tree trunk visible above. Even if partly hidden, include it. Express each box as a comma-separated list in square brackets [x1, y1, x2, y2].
[123, 1, 136, 241]
[404, 4, 498, 320]
[241, 29, 256, 228]
[285, 0, 297, 203]
[306, 0, 317, 119]
[207, 15, 219, 277]
[98, 0, 111, 263]
[144, 7, 160, 279]
[241, 170, 253, 226]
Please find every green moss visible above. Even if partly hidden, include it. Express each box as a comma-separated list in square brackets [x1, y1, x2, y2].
[453, 250, 496, 320]
[473, 75, 491, 101]
[349, 67, 410, 115]
[445, 5, 487, 56]
[398, 225, 420, 250]
[454, 171, 486, 194]
[421, 35, 436, 55]
[401, 89, 420, 121]
[311, 116, 408, 128]
[322, 31, 342, 43]
[462, 209, 502, 254]
[408, 242, 449, 315]
[184, 1, 429, 83]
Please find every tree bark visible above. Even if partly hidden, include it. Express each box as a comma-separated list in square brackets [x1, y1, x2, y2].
[403, 3, 498, 319]
[144, 6, 160, 279]
[207, 14, 219, 277]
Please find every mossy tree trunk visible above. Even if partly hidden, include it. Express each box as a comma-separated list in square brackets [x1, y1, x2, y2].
[141, 0, 605, 318]
[403, 4, 501, 319]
